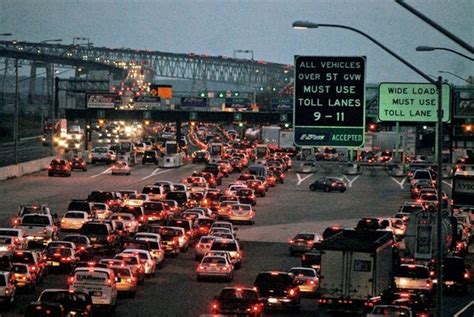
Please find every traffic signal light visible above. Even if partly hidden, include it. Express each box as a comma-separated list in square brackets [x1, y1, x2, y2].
[368, 123, 380, 132]
[463, 124, 473, 133]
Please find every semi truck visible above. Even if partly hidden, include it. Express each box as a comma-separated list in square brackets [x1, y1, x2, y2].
[318, 229, 395, 314]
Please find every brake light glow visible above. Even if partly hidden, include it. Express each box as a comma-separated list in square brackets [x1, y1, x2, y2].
[68, 276, 75, 284]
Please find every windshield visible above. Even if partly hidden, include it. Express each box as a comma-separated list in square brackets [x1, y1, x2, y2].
[21, 215, 51, 225]
[211, 241, 237, 251]
[65, 212, 86, 219]
[202, 257, 226, 264]
[12, 265, 28, 274]
[80, 224, 108, 235]
[289, 268, 315, 277]
[12, 252, 34, 264]
[396, 266, 430, 278]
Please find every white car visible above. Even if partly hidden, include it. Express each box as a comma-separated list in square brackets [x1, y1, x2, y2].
[0, 272, 16, 305]
[110, 213, 139, 234]
[134, 232, 161, 244]
[91, 203, 112, 221]
[121, 249, 156, 276]
[125, 194, 149, 207]
[195, 236, 216, 261]
[16, 214, 57, 246]
[60, 211, 89, 231]
[0, 236, 16, 257]
[289, 267, 319, 295]
[0, 228, 27, 250]
[134, 237, 165, 268]
[196, 255, 234, 282]
[211, 221, 237, 237]
[111, 161, 131, 175]
[209, 238, 242, 268]
[228, 204, 255, 224]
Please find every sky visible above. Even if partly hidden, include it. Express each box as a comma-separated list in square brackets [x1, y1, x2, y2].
[1, 0, 472, 85]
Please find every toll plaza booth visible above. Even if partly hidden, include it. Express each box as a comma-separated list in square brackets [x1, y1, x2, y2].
[159, 141, 184, 168]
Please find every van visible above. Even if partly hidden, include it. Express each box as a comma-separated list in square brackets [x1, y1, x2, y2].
[142, 185, 165, 201]
[248, 164, 267, 178]
[69, 267, 117, 312]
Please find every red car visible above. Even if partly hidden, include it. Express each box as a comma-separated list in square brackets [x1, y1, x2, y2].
[69, 156, 87, 171]
[48, 159, 72, 177]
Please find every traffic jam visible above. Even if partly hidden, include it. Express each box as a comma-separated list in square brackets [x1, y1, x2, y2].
[0, 122, 473, 317]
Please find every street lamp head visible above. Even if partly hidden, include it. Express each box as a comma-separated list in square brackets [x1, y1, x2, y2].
[292, 21, 319, 29]
[416, 46, 436, 52]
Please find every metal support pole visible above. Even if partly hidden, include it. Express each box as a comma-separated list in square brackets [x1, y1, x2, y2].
[14, 59, 19, 164]
[435, 76, 443, 317]
[54, 76, 59, 118]
[395, 121, 400, 162]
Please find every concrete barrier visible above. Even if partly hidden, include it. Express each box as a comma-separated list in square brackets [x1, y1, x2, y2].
[0, 156, 54, 181]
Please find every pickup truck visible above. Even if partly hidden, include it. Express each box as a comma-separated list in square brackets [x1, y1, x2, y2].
[91, 147, 116, 164]
[15, 214, 57, 246]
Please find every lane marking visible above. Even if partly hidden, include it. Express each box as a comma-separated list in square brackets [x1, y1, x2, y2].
[142, 167, 161, 180]
[90, 167, 112, 178]
[142, 168, 172, 180]
[442, 180, 452, 188]
[454, 300, 474, 317]
[390, 176, 407, 189]
[343, 175, 360, 187]
[296, 173, 313, 186]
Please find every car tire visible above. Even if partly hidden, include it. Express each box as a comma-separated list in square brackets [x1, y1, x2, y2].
[309, 185, 315, 191]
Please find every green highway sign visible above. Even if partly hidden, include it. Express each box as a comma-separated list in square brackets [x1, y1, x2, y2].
[378, 83, 451, 122]
[189, 112, 198, 121]
[293, 56, 366, 148]
[233, 112, 242, 121]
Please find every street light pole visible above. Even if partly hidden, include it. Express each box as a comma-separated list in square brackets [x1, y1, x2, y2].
[292, 21, 445, 317]
[416, 46, 473, 61]
[14, 58, 19, 164]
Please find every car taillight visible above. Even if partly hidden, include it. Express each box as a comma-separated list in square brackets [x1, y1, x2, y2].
[198, 265, 205, 270]
[107, 235, 113, 242]
[252, 304, 260, 312]
[30, 265, 37, 272]
[426, 280, 432, 288]
[61, 219, 65, 223]
[288, 288, 297, 297]
[211, 302, 219, 311]
[127, 278, 132, 283]
[68, 276, 75, 284]
[464, 272, 470, 279]
[5, 288, 9, 295]
[107, 279, 113, 286]
[307, 280, 315, 285]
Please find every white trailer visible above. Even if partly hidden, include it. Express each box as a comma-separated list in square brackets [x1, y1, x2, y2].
[318, 229, 394, 315]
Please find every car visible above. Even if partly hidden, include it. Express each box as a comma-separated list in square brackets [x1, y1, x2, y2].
[16, 214, 58, 246]
[91, 202, 112, 220]
[142, 185, 166, 201]
[0, 228, 27, 250]
[36, 289, 93, 317]
[156, 227, 181, 256]
[399, 201, 426, 214]
[301, 249, 321, 272]
[24, 302, 65, 317]
[322, 225, 344, 240]
[192, 150, 210, 164]
[11, 262, 35, 292]
[209, 238, 242, 269]
[11, 250, 45, 284]
[48, 159, 72, 177]
[394, 264, 434, 293]
[196, 255, 234, 282]
[110, 265, 137, 296]
[228, 203, 255, 224]
[377, 289, 432, 317]
[120, 249, 156, 276]
[111, 213, 140, 234]
[11, 203, 54, 227]
[60, 211, 90, 231]
[309, 177, 347, 192]
[44, 247, 79, 272]
[288, 267, 319, 297]
[195, 236, 216, 261]
[63, 235, 93, 260]
[142, 150, 159, 165]
[289, 232, 323, 256]
[253, 271, 301, 312]
[87, 191, 123, 211]
[440, 256, 471, 295]
[133, 238, 165, 267]
[236, 188, 257, 206]
[246, 179, 266, 197]
[0, 236, 16, 257]
[367, 305, 413, 317]
[79, 221, 119, 254]
[111, 160, 131, 175]
[210, 287, 264, 317]
[69, 156, 88, 171]
[91, 147, 116, 164]
[110, 254, 145, 284]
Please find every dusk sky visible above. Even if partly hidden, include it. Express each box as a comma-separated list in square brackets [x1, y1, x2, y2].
[1, 0, 472, 84]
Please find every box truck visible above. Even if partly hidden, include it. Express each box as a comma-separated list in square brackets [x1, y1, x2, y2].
[318, 229, 395, 314]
